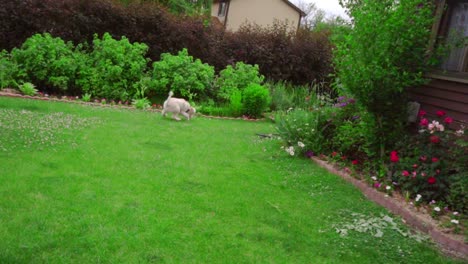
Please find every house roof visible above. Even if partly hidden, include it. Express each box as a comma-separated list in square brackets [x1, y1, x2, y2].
[213, 0, 306, 17]
[282, 0, 306, 17]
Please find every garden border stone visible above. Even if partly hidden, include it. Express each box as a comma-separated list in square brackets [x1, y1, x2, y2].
[310, 157, 468, 260]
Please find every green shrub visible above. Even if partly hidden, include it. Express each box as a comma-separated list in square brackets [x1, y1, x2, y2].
[10, 33, 83, 93]
[447, 173, 468, 214]
[81, 93, 92, 102]
[0, 50, 20, 89]
[19, 82, 37, 96]
[242, 83, 270, 118]
[228, 90, 243, 117]
[276, 108, 334, 156]
[334, 0, 436, 160]
[132, 97, 151, 109]
[78, 33, 149, 101]
[151, 48, 214, 100]
[215, 62, 264, 101]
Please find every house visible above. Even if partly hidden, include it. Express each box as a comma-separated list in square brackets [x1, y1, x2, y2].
[211, 0, 305, 32]
[409, 0, 468, 127]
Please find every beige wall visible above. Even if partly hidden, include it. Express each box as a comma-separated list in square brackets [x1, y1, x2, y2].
[212, 0, 301, 32]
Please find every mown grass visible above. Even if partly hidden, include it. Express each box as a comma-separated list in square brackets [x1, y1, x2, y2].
[0, 96, 462, 263]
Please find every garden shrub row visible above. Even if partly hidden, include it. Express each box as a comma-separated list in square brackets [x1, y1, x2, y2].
[0, 0, 332, 86]
[0, 33, 270, 118]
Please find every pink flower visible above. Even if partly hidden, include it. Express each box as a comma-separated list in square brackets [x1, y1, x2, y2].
[444, 117, 453, 124]
[431, 157, 439, 163]
[412, 164, 418, 168]
[412, 171, 417, 177]
[420, 118, 429, 126]
[436, 169, 440, 175]
[418, 110, 426, 117]
[436, 110, 446, 117]
[402, 170, 410, 177]
[390, 151, 399, 163]
[374, 182, 381, 188]
[421, 172, 426, 177]
[428, 176, 437, 185]
[430, 135, 440, 144]
[420, 156, 427, 162]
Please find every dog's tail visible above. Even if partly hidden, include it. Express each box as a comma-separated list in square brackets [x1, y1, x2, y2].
[168, 91, 174, 99]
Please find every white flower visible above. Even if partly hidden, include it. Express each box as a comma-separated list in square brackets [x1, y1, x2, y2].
[437, 124, 445, 132]
[415, 194, 422, 202]
[453, 212, 459, 216]
[434, 207, 441, 212]
[371, 176, 377, 181]
[451, 219, 459, 225]
[297, 141, 305, 148]
[285, 146, 295, 156]
[386, 186, 391, 190]
[455, 130, 464, 136]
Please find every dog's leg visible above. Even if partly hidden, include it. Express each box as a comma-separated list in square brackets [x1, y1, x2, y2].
[162, 109, 166, 117]
[181, 111, 190, 120]
[173, 113, 181, 121]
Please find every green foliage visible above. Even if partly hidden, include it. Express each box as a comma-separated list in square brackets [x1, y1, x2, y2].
[10, 33, 82, 92]
[0, 50, 20, 89]
[275, 108, 334, 155]
[215, 62, 265, 101]
[18, 82, 37, 96]
[447, 173, 468, 214]
[151, 48, 214, 100]
[81, 93, 92, 102]
[334, 0, 436, 159]
[78, 33, 149, 101]
[132, 97, 151, 109]
[228, 90, 243, 117]
[242, 83, 270, 118]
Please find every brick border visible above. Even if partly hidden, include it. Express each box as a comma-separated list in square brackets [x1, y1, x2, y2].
[311, 157, 467, 260]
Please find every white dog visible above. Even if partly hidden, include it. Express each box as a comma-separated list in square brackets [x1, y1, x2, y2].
[162, 91, 196, 121]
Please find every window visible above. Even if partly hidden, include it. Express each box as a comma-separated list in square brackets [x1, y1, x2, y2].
[218, 1, 227, 17]
[439, 0, 468, 73]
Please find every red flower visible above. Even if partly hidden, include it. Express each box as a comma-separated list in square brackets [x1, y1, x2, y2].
[352, 160, 359, 165]
[436, 110, 446, 117]
[436, 169, 441, 175]
[402, 170, 410, 177]
[412, 164, 418, 168]
[331, 151, 338, 157]
[430, 135, 440, 144]
[420, 156, 427, 162]
[431, 157, 439, 163]
[419, 118, 429, 126]
[374, 182, 381, 188]
[444, 117, 453, 124]
[418, 110, 426, 117]
[341, 156, 347, 161]
[428, 176, 437, 185]
[390, 151, 399, 163]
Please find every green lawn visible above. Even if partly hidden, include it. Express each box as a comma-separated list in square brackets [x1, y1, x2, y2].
[0, 97, 461, 263]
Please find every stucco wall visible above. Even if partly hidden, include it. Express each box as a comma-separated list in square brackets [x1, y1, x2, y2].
[214, 0, 300, 32]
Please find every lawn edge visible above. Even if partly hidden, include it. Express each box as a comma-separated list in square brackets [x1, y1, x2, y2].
[310, 157, 468, 261]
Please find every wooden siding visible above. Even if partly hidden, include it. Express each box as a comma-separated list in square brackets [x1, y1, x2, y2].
[408, 79, 468, 127]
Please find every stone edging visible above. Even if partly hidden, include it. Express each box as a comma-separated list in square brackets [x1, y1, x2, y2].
[310, 157, 468, 260]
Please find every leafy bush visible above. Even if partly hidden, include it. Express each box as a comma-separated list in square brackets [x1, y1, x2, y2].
[77, 33, 149, 101]
[0, 50, 20, 89]
[151, 48, 214, 100]
[19, 82, 37, 96]
[215, 62, 264, 101]
[334, 0, 436, 160]
[242, 84, 270, 118]
[10, 33, 83, 93]
[132, 98, 151, 109]
[276, 108, 334, 156]
[81, 93, 92, 102]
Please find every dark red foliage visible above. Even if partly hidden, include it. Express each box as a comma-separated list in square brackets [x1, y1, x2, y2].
[0, 0, 332, 85]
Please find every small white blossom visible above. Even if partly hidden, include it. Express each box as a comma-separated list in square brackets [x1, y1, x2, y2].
[386, 186, 391, 190]
[453, 212, 459, 216]
[434, 207, 441, 212]
[371, 176, 377, 181]
[415, 194, 422, 202]
[455, 130, 464, 136]
[451, 219, 459, 225]
[297, 142, 305, 148]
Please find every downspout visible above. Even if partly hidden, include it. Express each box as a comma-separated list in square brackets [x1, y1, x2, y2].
[224, 0, 231, 29]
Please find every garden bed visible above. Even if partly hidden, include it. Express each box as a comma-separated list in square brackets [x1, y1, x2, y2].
[311, 156, 468, 260]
